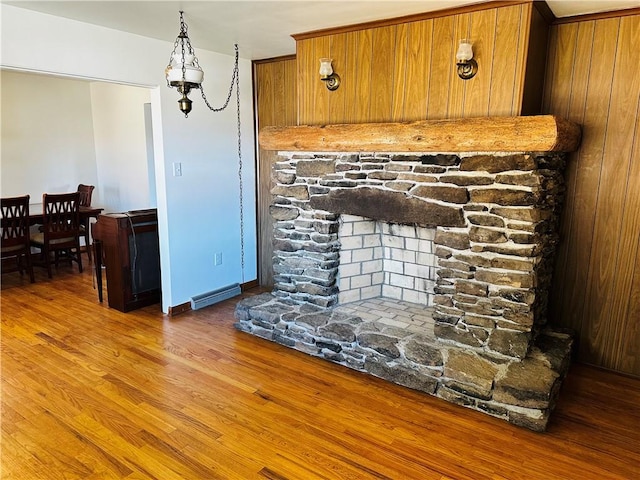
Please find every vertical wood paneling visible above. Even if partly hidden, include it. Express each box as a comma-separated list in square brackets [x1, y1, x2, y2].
[254, 58, 297, 286]
[391, 23, 409, 122]
[583, 15, 640, 369]
[404, 20, 431, 121]
[613, 105, 640, 373]
[370, 26, 396, 122]
[560, 18, 618, 353]
[284, 59, 297, 126]
[489, 5, 522, 116]
[313, 36, 331, 124]
[257, 62, 275, 127]
[557, 20, 617, 338]
[547, 21, 592, 331]
[297, 39, 314, 125]
[255, 60, 275, 287]
[541, 23, 558, 113]
[427, 16, 455, 119]
[520, 6, 549, 114]
[464, 9, 497, 116]
[512, 5, 532, 114]
[447, 13, 471, 118]
[354, 29, 373, 122]
[546, 14, 640, 377]
[342, 31, 360, 124]
[273, 62, 286, 124]
[329, 34, 347, 124]
[545, 23, 578, 118]
[296, 3, 534, 124]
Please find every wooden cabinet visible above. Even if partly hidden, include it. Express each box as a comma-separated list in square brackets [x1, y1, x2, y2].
[92, 209, 161, 312]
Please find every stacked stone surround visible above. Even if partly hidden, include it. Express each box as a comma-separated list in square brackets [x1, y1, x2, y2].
[236, 150, 574, 431]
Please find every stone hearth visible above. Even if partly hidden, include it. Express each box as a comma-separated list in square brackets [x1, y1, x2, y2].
[236, 116, 581, 431]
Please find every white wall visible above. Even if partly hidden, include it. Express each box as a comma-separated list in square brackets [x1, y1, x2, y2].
[0, 70, 99, 201]
[90, 81, 152, 213]
[1, 5, 257, 312]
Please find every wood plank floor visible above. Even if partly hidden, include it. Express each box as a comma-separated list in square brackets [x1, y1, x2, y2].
[1, 259, 639, 479]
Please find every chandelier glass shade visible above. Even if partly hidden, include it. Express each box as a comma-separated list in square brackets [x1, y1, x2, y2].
[165, 11, 204, 116]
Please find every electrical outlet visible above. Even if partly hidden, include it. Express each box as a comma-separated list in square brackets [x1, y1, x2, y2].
[173, 162, 182, 177]
[214, 252, 222, 266]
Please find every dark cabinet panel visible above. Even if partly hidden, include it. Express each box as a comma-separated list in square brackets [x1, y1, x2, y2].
[92, 209, 161, 312]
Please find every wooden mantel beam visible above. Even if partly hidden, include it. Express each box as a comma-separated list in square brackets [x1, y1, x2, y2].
[259, 116, 581, 153]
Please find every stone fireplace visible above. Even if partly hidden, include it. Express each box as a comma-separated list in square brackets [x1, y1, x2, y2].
[236, 116, 581, 431]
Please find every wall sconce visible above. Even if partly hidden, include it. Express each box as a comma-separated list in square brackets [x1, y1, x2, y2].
[165, 11, 239, 117]
[456, 39, 478, 80]
[319, 58, 340, 91]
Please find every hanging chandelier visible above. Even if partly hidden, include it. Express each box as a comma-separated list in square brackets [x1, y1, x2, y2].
[164, 10, 247, 284]
[165, 11, 239, 117]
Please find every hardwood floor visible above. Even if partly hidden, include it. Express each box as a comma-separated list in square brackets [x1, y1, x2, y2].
[1, 259, 639, 479]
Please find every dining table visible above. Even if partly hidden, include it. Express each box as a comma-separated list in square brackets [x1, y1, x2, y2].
[28, 203, 104, 226]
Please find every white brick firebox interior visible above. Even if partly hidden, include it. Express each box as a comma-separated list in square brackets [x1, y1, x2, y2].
[337, 216, 437, 306]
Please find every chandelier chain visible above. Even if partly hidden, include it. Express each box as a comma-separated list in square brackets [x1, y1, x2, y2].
[180, 34, 187, 85]
[200, 44, 239, 113]
[235, 55, 245, 285]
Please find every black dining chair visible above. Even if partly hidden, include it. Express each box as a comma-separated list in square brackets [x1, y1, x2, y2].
[1, 195, 35, 283]
[30, 192, 83, 278]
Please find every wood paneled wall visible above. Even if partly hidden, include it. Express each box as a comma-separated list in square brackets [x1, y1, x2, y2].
[544, 12, 640, 376]
[296, 2, 547, 125]
[254, 57, 297, 286]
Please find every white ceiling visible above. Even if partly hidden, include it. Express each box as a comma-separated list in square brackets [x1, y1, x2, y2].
[4, 1, 639, 60]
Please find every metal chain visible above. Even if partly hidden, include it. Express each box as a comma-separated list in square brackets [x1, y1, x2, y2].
[200, 44, 239, 113]
[235, 55, 245, 285]
[199, 43, 245, 284]
[166, 11, 192, 87]
[180, 31, 187, 85]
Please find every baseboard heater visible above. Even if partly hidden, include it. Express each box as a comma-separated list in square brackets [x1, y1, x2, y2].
[190, 283, 241, 310]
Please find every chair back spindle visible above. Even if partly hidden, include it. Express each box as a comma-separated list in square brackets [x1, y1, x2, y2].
[1, 195, 35, 282]
[77, 184, 96, 261]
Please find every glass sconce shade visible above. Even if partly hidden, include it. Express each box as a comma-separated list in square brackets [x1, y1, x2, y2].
[319, 58, 334, 78]
[456, 40, 474, 62]
[318, 58, 340, 91]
